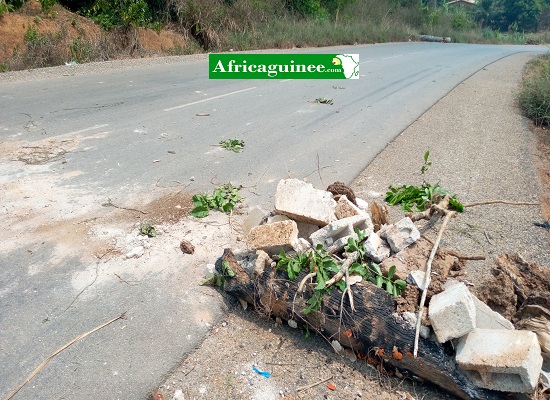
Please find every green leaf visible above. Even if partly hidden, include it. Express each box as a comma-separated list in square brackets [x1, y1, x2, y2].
[394, 279, 407, 291]
[424, 150, 430, 163]
[388, 265, 396, 280]
[315, 274, 326, 290]
[376, 275, 383, 287]
[386, 281, 393, 295]
[449, 196, 464, 212]
[222, 260, 235, 277]
[190, 205, 209, 218]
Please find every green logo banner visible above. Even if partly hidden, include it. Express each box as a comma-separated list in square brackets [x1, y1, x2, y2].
[209, 54, 359, 80]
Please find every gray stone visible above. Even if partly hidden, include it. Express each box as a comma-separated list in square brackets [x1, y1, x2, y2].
[363, 232, 391, 263]
[456, 329, 543, 393]
[355, 197, 369, 210]
[293, 238, 312, 253]
[274, 179, 336, 226]
[407, 270, 429, 291]
[384, 217, 420, 253]
[125, 246, 144, 259]
[429, 282, 476, 343]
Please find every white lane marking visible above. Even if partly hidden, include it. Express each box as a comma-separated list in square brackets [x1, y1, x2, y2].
[66, 124, 109, 135]
[164, 87, 257, 111]
[280, 79, 293, 82]
[408, 51, 425, 55]
[359, 61, 372, 64]
[382, 55, 403, 60]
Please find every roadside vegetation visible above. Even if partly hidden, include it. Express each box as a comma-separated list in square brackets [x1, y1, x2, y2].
[0, 0, 549, 71]
[519, 53, 550, 127]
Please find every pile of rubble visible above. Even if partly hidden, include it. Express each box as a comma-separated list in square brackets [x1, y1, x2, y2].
[206, 178, 549, 398]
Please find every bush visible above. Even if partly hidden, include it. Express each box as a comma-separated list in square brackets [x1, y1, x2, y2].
[518, 54, 550, 127]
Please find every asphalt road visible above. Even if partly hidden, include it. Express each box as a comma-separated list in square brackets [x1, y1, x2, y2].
[0, 42, 547, 400]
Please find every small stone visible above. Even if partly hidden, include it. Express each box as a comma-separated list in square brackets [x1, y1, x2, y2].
[125, 246, 144, 259]
[331, 340, 343, 354]
[288, 319, 298, 328]
[172, 389, 184, 400]
[407, 270, 429, 290]
[180, 239, 195, 254]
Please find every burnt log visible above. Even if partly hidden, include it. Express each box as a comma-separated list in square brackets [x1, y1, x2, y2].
[216, 249, 505, 400]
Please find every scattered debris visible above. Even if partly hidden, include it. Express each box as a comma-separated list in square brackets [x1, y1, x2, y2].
[252, 366, 271, 378]
[314, 97, 333, 105]
[139, 222, 157, 237]
[219, 138, 245, 153]
[199, 175, 547, 398]
[190, 183, 243, 218]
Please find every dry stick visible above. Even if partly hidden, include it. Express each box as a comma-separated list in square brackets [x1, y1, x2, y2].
[413, 211, 456, 358]
[4, 312, 127, 400]
[464, 200, 540, 207]
[101, 198, 147, 214]
[296, 376, 333, 392]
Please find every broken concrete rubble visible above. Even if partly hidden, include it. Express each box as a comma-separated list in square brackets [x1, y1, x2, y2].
[456, 329, 543, 393]
[429, 282, 476, 343]
[384, 217, 421, 253]
[363, 231, 390, 263]
[274, 178, 336, 226]
[309, 215, 373, 253]
[207, 178, 545, 398]
[247, 220, 298, 254]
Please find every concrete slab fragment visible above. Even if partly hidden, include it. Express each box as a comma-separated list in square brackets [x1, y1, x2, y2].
[274, 179, 336, 226]
[456, 329, 543, 393]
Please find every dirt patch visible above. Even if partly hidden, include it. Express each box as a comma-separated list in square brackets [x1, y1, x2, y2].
[140, 191, 195, 224]
[156, 305, 454, 400]
[0, 0, 189, 66]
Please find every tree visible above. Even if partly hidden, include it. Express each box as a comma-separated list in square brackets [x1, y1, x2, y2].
[473, 0, 504, 28]
[501, 0, 542, 31]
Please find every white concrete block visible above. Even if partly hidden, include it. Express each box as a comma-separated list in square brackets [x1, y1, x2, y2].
[274, 179, 336, 226]
[309, 215, 373, 252]
[429, 282, 476, 343]
[456, 329, 543, 393]
[385, 217, 420, 253]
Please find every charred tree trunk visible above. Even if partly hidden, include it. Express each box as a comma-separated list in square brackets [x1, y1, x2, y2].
[217, 249, 504, 400]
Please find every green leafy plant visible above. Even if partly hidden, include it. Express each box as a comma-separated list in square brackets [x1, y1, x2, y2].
[275, 237, 405, 315]
[385, 151, 464, 213]
[420, 150, 432, 175]
[38, 0, 56, 14]
[368, 264, 407, 297]
[200, 260, 235, 290]
[219, 138, 245, 153]
[315, 97, 333, 105]
[190, 183, 243, 218]
[139, 221, 157, 237]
